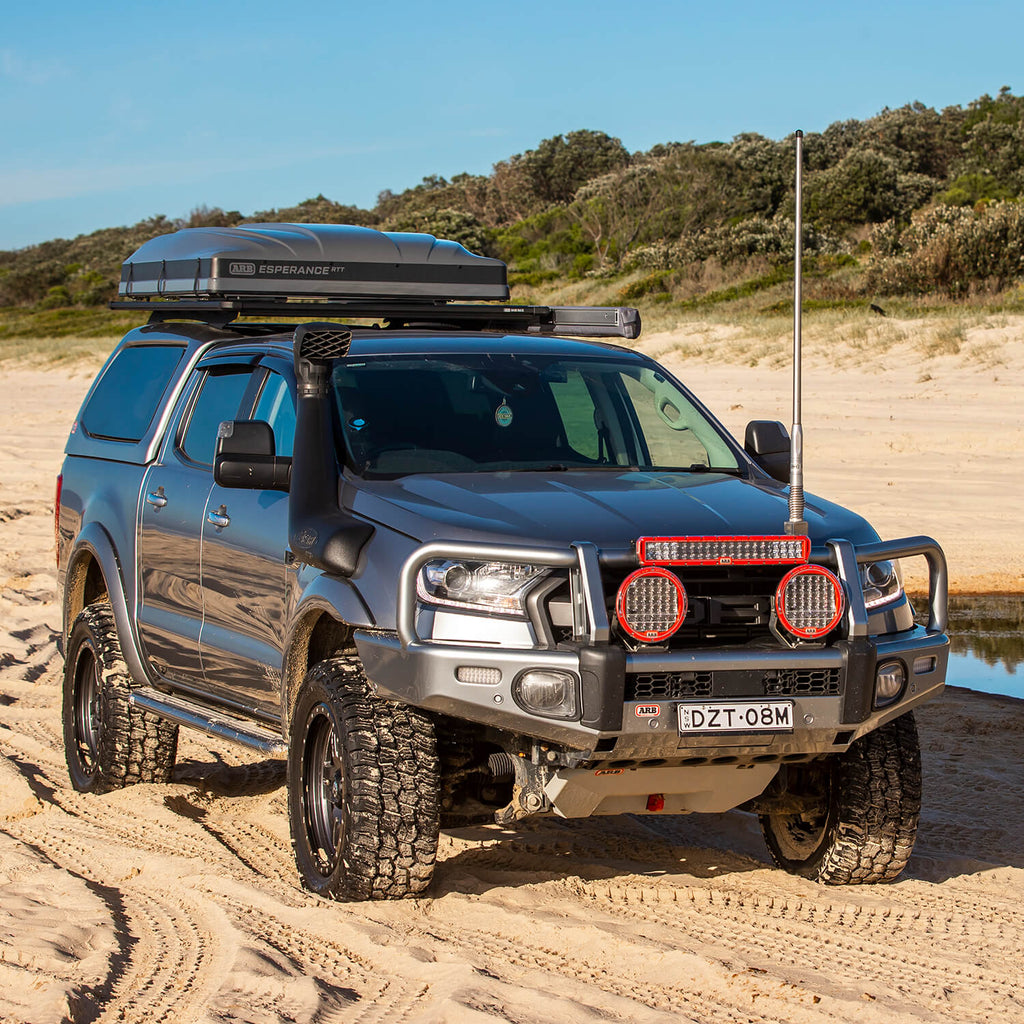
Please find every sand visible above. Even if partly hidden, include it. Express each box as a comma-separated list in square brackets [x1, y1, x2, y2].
[1, 318, 1023, 1023]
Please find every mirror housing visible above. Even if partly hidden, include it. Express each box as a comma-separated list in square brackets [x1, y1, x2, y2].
[744, 420, 791, 483]
[214, 420, 291, 491]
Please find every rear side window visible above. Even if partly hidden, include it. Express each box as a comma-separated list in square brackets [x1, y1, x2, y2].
[82, 345, 185, 442]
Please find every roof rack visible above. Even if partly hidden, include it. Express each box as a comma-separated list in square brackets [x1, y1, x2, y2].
[109, 299, 641, 340]
[112, 223, 642, 339]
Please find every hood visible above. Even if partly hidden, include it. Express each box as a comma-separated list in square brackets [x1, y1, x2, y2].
[347, 470, 879, 553]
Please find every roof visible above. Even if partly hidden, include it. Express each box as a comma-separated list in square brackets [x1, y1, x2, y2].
[122, 324, 647, 362]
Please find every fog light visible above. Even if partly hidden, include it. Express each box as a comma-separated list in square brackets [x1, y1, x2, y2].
[875, 661, 906, 707]
[513, 670, 579, 719]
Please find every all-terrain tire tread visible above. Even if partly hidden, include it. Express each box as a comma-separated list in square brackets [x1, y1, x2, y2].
[67, 604, 178, 792]
[816, 711, 921, 884]
[290, 656, 440, 901]
[761, 712, 921, 885]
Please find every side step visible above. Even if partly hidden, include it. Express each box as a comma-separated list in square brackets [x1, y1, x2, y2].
[130, 686, 287, 756]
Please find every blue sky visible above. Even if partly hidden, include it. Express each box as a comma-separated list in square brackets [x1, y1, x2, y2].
[2, 0, 1021, 250]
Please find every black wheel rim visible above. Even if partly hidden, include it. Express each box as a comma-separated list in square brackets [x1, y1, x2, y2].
[72, 644, 101, 776]
[302, 703, 346, 876]
[771, 810, 829, 860]
[768, 767, 833, 863]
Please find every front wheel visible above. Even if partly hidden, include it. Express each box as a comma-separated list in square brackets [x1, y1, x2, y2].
[287, 655, 440, 900]
[759, 712, 922, 884]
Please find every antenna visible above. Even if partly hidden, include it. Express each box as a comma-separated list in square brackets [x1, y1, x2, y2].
[785, 130, 809, 537]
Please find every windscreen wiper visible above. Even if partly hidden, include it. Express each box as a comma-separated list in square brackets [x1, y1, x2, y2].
[682, 464, 744, 475]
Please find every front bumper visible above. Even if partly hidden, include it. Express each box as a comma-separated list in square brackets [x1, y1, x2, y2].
[355, 535, 949, 759]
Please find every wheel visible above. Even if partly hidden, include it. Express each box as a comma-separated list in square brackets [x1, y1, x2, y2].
[759, 712, 922, 884]
[287, 655, 440, 900]
[62, 604, 178, 793]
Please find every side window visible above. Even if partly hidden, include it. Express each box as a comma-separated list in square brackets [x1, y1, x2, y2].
[81, 344, 185, 442]
[252, 373, 296, 458]
[179, 368, 254, 466]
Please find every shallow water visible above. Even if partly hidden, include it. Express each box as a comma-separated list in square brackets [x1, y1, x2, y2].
[942, 594, 1023, 700]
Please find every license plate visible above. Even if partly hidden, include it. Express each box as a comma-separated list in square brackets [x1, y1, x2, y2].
[678, 701, 794, 733]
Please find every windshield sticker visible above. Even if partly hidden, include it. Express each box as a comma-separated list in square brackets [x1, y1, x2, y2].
[495, 403, 513, 428]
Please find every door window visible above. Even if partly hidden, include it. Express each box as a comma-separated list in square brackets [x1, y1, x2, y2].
[252, 372, 296, 458]
[179, 368, 254, 466]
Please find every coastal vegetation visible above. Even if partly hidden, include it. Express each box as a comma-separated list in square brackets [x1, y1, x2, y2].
[2, 88, 1022, 337]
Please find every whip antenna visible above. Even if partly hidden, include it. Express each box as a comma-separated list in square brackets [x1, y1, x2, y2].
[786, 130, 808, 537]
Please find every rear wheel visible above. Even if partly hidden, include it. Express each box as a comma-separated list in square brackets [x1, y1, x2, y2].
[62, 604, 178, 793]
[759, 712, 921, 884]
[287, 655, 440, 900]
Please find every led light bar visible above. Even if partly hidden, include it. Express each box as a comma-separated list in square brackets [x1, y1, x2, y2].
[637, 535, 810, 567]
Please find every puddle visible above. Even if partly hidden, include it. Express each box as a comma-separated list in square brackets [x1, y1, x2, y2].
[942, 594, 1023, 700]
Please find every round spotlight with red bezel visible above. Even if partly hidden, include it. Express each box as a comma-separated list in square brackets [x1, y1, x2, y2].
[616, 567, 687, 643]
[775, 565, 845, 639]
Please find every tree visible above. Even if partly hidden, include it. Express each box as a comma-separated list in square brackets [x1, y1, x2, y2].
[569, 161, 667, 269]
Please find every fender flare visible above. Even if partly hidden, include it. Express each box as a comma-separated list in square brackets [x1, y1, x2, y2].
[63, 523, 153, 688]
[279, 576, 375, 728]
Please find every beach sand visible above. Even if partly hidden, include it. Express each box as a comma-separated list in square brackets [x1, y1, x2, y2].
[1, 318, 1022, 1023]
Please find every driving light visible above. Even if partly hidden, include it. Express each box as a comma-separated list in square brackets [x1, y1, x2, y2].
[513, 670, 579, 719]
[875, 661, 906, 707]
[418, 559, 546, 617]
[616, 567, 687, 643]
[775, 566, 844, 639]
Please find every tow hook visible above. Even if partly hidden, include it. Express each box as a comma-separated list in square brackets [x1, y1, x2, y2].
[493, 754, 552, 824]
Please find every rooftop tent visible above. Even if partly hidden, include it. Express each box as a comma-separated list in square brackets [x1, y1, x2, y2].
[118, 222, 510, 301]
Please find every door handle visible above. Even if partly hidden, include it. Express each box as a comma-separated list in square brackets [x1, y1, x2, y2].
[146, 488, 167, 508]
[206, 505, 231, 528]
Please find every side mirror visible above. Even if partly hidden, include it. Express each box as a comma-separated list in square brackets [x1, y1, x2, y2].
[214, 420, 292, 491]
[744, 420, 791, 483]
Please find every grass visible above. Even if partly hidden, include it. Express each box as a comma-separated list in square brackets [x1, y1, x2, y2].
[3, 257, 1022, 369]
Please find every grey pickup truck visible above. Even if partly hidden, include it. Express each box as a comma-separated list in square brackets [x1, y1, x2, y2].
[57, 223, 949, 901]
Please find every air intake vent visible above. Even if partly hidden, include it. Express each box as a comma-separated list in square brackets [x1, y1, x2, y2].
[293, 323, 353, 362]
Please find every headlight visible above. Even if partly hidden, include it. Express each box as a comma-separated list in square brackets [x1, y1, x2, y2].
[417, 560, 547, 617]
[860, 560, 904, 609]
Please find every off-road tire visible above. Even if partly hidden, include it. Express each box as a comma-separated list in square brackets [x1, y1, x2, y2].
[759, 711, 921, 884]
[287, 655, 440, 901]
[62, 604, 179, 793]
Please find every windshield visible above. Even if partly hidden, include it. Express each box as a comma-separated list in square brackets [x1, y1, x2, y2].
[332, 353, 741, 476]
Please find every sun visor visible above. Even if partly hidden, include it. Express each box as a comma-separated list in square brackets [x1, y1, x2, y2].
[118, 223, 509, 301]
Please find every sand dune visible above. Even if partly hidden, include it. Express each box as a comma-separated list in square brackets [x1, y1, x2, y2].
[1, 323, 1023, 1023]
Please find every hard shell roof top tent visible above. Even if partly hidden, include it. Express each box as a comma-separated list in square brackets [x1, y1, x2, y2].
[112, 222, 641, 339]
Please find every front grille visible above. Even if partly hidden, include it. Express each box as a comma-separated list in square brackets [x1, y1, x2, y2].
[625, 667, 841, 701]
[764, 668, 841, 696]
[629, 672, 714, 700]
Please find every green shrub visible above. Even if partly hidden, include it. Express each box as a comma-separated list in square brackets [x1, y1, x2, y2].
[39, 285, 72, 309]
[381, 207, 493, 255]
[940, 173, 1014, 206]
[625, 217, 847, 272]
[866, 201, 1024, 296]
[618, 273, 668, 302]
